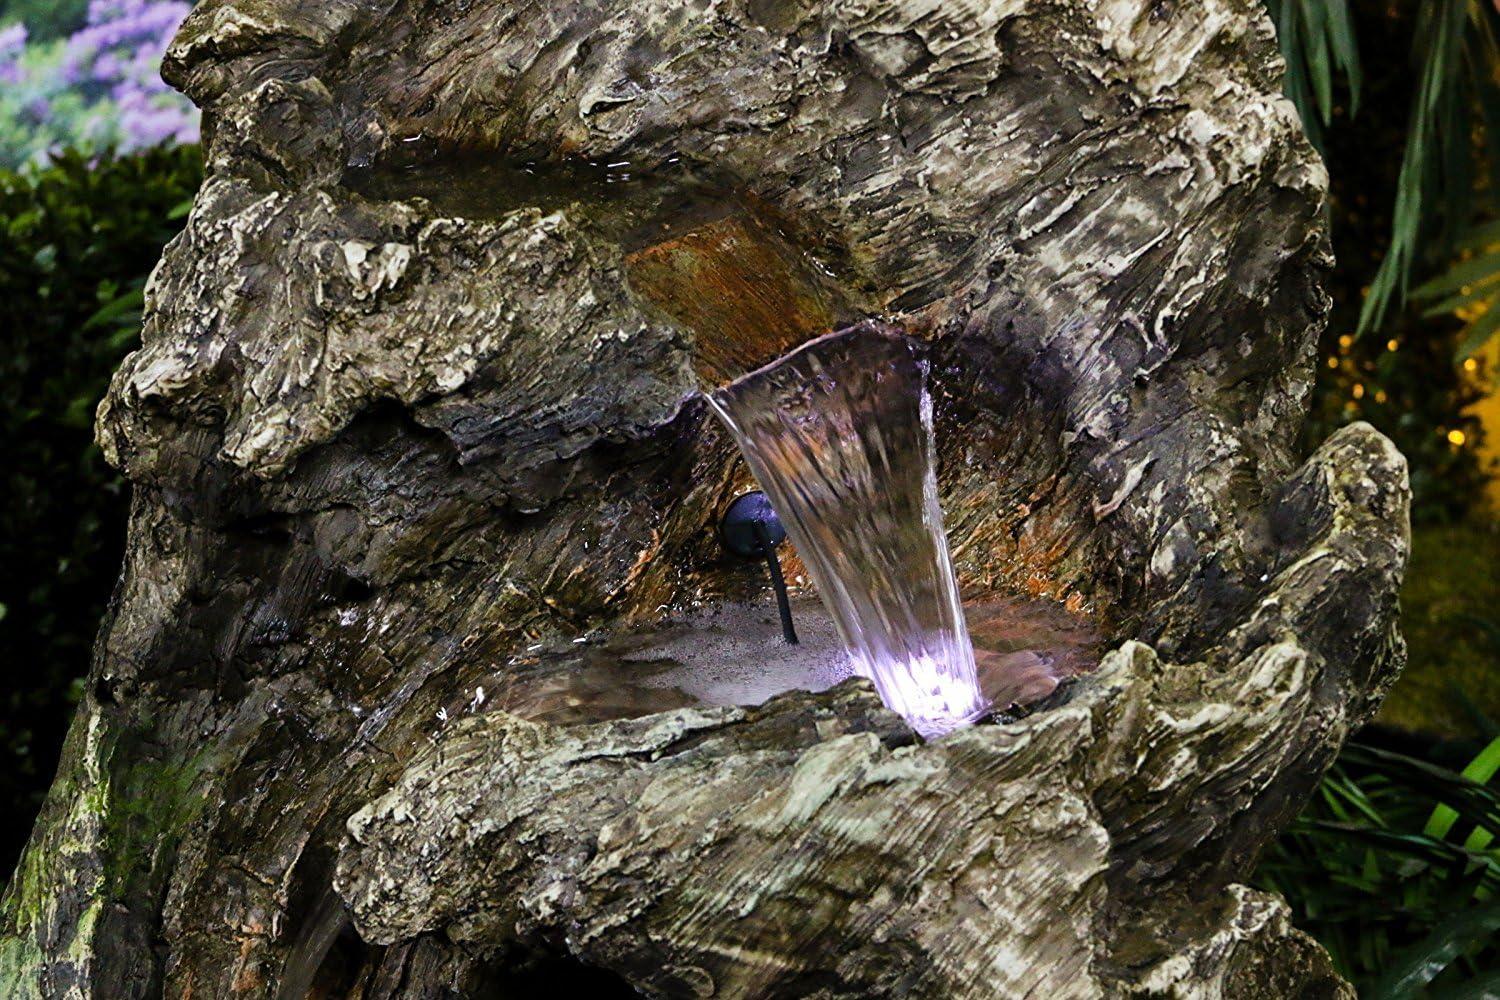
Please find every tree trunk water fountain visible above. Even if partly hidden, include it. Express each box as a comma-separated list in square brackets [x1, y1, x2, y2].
[2, 0, 1408, 997]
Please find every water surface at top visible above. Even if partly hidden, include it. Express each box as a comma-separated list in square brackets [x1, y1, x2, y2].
[346, 151, 722, 244]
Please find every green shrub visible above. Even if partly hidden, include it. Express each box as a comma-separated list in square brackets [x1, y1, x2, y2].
[0, 1, 88, 43]
[1256, 737, 1500, 995]
[0, 145, 201, 871]
[1379, 520, 1500, 738]
[1295, 0, 1496, 525]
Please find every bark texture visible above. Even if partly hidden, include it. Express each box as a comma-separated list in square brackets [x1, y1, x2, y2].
[2, 0, 1407, 997]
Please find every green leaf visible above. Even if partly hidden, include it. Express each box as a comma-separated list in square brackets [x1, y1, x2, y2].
[1367, 899, 1500, 1000]
[1433, 966, 1500, 1000]
[1413, 251, 1500, 301]
[1325, 0, 1361, 114]
[1266, 0, 1362, 151]
[1341, 745, 1500, 836]
[1356, 0, 1472, 334]
[79, 285, 145, 332]
[1454, 305, 1500, 362]
[1427, 737, 1500, 842]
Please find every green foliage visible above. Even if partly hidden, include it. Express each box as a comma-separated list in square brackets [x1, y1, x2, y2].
[0, 0, 88, 42]
[0, 36, 104, 170]
[1415, 219, 1500, 362]
[1266, 0, 1362, 152]
[1273, 0, 1500, 356]
[0, 145, 201, 872]
[1364, 0, 1500, 342]
[1354, 0, 1482, 335]
[1255, 738, 1500, 994]
[1297, 0, 1494, 524]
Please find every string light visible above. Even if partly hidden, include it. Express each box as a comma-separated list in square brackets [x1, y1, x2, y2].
[1447, 429, 1467, 446]
[1352, 383, 1365, 399]
[1328, 356, 1339, 369]
[1387, 339, 1399, 352]
[1375, 390, 1388, 404]
[1463, 357, 1478, 372]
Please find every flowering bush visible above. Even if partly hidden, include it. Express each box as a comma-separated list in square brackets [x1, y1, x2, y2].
[0, 0, 197, 169]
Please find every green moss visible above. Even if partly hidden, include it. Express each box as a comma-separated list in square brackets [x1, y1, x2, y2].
[0, 705, 99, 934]
[0, 931, 45, 1000]
[0, 706, 217, 989]
[100, 745, 214, 898]
[1378, 517, 1500, 737]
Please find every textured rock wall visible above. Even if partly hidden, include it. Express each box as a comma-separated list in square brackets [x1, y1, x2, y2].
[0, 0, 1406, 996]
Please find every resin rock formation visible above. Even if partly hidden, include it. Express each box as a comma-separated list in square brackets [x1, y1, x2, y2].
[1, 0, 1407, 996]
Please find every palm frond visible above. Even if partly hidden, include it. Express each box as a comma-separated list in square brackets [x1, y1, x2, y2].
[1267, 0, 1362, 152]
[1414, 229, 1500, 361]
[1357, 0, 1473, 334]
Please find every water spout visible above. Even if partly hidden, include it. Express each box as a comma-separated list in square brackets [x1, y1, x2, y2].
[706, 326, 987, 737]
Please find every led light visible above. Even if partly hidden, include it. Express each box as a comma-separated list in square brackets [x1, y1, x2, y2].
[849, 648, 987, 739]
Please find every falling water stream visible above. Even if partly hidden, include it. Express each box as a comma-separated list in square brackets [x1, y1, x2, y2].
[284, 326, 1082, 994]
[706, 327, 988, 738]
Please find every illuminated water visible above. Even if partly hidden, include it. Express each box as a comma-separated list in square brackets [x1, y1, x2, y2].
[706, 327, 987, 738]
[444, 595, 1098, 728]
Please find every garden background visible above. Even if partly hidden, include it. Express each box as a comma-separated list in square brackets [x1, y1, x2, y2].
[0, 0, 1497, 994]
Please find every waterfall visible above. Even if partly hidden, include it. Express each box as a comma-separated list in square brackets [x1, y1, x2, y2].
[707, 327, 987, 737]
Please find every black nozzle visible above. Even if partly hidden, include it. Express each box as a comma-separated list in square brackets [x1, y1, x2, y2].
[720, 491, 786, 557]
[719, 492, 798, 645]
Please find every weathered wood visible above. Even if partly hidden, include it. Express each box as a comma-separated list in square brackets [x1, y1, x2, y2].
[1, 0, 1406, 996]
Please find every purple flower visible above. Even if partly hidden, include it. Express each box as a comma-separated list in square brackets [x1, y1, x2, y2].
[2, 0, 199, 165]
[92, 51, 121, 79]
[0, 22, 26, 58]
[62, 0, 191, 84]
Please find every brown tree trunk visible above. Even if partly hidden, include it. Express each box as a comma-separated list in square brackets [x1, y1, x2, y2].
[2, 0, 1406, 996]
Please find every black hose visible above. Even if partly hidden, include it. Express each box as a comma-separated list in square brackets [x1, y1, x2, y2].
[754, 521, 799, 645]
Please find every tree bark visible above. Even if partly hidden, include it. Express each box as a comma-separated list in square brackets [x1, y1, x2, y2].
[2, 0, 1406, 997]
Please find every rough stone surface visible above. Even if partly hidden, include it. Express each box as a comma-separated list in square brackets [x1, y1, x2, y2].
[1, 0, 1405, 996]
